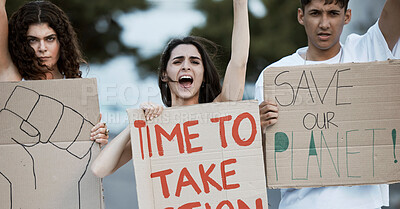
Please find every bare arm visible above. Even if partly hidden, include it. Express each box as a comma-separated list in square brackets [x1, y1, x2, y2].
[0, 0, 20, 81]
[91, 126, 132, 178]
[379, 0, 400, 51]
[90, 103, 163, 178]
[214, 0, 249, 102]
[0, 0, 10, 70]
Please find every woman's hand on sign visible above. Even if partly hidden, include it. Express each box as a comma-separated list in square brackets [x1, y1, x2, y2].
[140, 102, 164, 121]
[259, 101, 279, 133]
[90, 113, 109, 147]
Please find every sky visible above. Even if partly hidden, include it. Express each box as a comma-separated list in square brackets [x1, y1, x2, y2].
[87, 0, 387, 139]
[86, 3, 207, 207]
[119, 0, 205, 58]
[88, 0, 264, 133]
[88, 1, 204, 133]
[86, 1, 390, 208]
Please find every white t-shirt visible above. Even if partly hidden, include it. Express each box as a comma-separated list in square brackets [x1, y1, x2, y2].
[254, 20, 399, 209]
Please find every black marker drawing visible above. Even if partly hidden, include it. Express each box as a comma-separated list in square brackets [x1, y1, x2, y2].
[0, 86, 97, 209]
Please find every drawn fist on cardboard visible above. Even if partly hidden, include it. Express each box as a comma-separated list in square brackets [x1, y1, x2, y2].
[0, 86, 93, 157]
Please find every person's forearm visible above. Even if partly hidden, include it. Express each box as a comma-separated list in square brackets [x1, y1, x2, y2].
[0, 0, 10, 69]
[217, 0, 249, 102]
[230, 0, 250, 69]
[91, 126, 131, 178]
[379, 0, 400, 50]
[1, 0, 8, 52]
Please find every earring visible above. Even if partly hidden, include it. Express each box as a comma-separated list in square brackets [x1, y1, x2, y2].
[161, 73, 167, 82]
[201, 82, 205, 88]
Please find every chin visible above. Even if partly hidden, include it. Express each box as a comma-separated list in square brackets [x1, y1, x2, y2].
[178, 93, 195, 99]
[176, 90, 200, 100]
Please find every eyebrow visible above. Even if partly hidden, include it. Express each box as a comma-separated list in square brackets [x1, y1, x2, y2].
[172, 56, 201, 60]
[27, 34, 57, 39]
[308, 8, 324, 13]
[308, 8, 341, 13]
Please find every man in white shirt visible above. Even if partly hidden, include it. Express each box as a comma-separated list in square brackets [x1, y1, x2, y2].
[255, 0, 400, 208]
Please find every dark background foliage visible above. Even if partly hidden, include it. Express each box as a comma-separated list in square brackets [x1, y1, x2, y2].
[6, 0, 149, 63]
[136, 0, 307, 82]
[6, 0, 307, 82]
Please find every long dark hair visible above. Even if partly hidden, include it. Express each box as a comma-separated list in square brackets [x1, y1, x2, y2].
[158, 36, 222, 107]
[8, 0, 86, 80]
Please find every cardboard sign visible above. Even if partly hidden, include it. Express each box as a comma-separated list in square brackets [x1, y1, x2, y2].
[263, 59, 400, 188]
[0, 78, 104, 209]
[127, 101, 267, 209]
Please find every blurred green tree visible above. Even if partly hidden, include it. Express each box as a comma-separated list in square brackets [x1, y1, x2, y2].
[7, 0, 307, 82]
[5, 0, 149, 63]
[137, 0, 307, 82]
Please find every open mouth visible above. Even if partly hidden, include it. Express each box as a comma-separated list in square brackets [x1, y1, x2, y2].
[179, 75, 193, 88]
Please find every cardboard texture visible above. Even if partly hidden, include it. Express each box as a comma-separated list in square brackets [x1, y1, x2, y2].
[263, 59, 400, 188]
[127, 100, 268, 209]
[0, 78, 104, 209]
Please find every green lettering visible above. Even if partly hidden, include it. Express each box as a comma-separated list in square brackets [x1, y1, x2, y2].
[307, 131, 321, 178]
[274, 132, 289, 181]
[346, 130, 360, 178]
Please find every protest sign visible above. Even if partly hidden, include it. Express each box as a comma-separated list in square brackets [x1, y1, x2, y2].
[0, 78, 104, 209]
[263, 59, 400, 188]
[127, 100, 267, 209]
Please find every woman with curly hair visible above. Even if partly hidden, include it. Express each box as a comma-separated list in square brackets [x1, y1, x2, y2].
[0, 0, 85, 81]
[0, 0, 108, 144]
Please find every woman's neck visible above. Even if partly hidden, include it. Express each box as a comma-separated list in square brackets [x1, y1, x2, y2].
[45, 67, 63, 80]
[171, 95, 199, 107]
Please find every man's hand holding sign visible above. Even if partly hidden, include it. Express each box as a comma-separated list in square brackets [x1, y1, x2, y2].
[263, 60, 400, 188]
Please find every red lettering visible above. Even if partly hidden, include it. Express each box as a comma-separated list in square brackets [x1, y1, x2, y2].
[155, 124, 184, 156]
[183, 120, 202, 154]
[205, 203, 211, 209]
[237, 198, 264, 209]
[216, 200, 234, 209]
[199, 163, 222, 193]
[232, 112, 257, 147]
[175, 167, 202, 197]
[255, 198, 263, 209]
[146, 125, 152, 157]
[170, 198, 263, 209]
[237, 199, 250, 209]
[210, 115, 233, 148]
[134, 120, 146, 160]
[151, 169, 173, 198]
[221, 159, 240, 190]
[178, 202, 201, 209]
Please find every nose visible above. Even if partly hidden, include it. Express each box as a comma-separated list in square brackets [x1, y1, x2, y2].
[181, 60, 191, 71]
[38, 40, 47, 53]
[319, 14, 330, 29]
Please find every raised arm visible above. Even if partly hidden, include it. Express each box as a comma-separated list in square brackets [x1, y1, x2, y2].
[91, 126, 132, 178]
[379, 0, 400, 51]
[214, 0, 249, 102]
[0, 0, 20, 81]
[91, 103, 163, 178]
